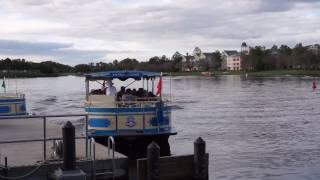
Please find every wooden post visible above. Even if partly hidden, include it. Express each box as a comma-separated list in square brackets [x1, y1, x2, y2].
[194, 137, 208, 180]
[147, 141, 160, 180]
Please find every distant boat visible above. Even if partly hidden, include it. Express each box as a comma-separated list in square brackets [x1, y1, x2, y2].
[201, 72, 214, 76]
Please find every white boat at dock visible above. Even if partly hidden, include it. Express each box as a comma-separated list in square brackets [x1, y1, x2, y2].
[0, 93, 27, 116]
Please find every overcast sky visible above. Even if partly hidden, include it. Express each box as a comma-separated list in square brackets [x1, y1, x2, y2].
[0, 0, 319, 65]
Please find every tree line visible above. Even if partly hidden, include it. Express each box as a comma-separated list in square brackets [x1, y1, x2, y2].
[0, 55, 185, 74]
[0, 58, 73, 74]
[242, 43, 320, 71]
[1, 42, 319, 75]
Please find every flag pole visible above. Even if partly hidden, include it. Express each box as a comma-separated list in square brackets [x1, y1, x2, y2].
[170, 72, 172, 102]
[2, 76, 6, 94]
[15, 76, 18, 95]
[160, 72, 162, 100]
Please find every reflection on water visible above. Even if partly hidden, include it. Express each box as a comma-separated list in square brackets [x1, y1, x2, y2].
[4, 75, 320, 179]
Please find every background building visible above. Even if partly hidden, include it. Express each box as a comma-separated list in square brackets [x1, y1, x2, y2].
[221, 50, 242, 70]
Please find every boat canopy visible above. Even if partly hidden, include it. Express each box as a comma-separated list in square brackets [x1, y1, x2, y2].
[86, 70, 161, 81]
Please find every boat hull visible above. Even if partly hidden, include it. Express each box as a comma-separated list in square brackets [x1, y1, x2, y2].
[86, 105, 176, 158]
[0, 97, 27, 116]
[86, 106, 175, 136]
[95, 134, 171, 159]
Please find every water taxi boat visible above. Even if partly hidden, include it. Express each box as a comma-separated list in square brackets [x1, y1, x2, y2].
[0, 93, 27, 116]
[85, 70, 176, 158]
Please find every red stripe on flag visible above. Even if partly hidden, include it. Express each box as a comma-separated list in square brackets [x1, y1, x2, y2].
[156, 75, 162, 96]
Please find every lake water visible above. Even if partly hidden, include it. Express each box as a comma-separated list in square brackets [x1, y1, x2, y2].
[3, 75, 320, 180]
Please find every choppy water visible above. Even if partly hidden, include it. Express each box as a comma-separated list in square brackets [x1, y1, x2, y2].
[3, 75, 320, 180]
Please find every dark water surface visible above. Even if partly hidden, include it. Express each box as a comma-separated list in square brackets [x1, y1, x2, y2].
[4, 75, 320, 180]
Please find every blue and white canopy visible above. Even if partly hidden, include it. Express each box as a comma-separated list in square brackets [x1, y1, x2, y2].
[86, 70, 160, 81]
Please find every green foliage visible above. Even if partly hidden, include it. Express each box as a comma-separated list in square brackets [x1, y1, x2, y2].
[0, 58, 73, 75]
[242, 44, 320, 71]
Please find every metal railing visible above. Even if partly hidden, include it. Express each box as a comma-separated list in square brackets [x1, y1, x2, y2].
[90, 138, 97, 180]
[90, 136, 116, 180]
[0, 93, 25, 98]
[0, 114, 89, 160]
[107, 136, 115, 180]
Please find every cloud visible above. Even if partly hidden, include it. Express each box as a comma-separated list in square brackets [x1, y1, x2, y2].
[257, 0, 320, 12]
[0, 39, 140, 65]
[0, 0, 319, 64]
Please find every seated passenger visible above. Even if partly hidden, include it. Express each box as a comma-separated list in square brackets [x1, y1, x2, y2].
[122, 89, 136, 101]
[132, 88, 137, 96]
[137, 88, 145, 98]
[148, 92, 156, 97]
[90, 89, 103, 95]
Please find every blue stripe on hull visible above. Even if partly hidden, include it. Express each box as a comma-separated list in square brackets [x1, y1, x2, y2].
[89, 118, 111, 127]
[0, 106, 10, 113]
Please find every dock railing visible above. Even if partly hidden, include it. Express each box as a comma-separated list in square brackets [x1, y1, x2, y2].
[0, 114, 89, 161]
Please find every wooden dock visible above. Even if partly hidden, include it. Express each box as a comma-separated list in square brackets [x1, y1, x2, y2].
[0, 115, 209, 180]
[1, 139, 125, 167]
[1, 139, 128, 179]
[0, 115, 128, 179]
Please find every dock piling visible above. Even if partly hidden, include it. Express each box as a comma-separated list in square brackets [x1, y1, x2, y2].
[147, 141, 160, 180]
[53, 121, 86, 180]
[4, 156, 8, 176]
[193, 137, 208, 180]
[63, 121, 76, 171]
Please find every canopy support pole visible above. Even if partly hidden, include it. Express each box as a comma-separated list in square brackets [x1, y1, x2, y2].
[125, 80, 136, 88]
[85, 79, 89, 101]
[152, 78, 154, 94]
[142, 78, 145, 89]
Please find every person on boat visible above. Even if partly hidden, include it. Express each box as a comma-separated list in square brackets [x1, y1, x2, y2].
[136, 88, 144, 98]
[106, 80, 117, 96]
[132, 88, 137, 96]
[116, 86, 126, 100]
[148, 91, 156, 97]
[122, 89, 136, 101]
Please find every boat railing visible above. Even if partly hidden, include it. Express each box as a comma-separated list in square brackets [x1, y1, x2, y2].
[0, 114, 90, 161]
[0, 93, 25, 99]
[86, 96, 170, 108]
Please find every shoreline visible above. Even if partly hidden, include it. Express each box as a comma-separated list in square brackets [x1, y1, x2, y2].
[169, 70, 320, 77]
[1, 70, 320, 78]
[0, 72, 78, 78]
